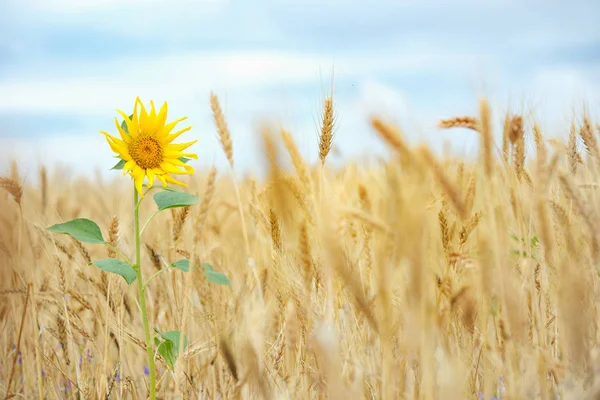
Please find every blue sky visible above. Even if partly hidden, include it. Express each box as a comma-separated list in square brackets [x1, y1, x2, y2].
[1, 0, 599, 179]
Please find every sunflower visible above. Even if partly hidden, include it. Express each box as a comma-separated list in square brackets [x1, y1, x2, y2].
[101, 97, 198, 196]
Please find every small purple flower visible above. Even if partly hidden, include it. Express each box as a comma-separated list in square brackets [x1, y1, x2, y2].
[87, 348, 92, 363]
[17, 350, 22, 365]
[11, 344, 16, 350]
[143, 366, 150, 376]
[116, 374, 121, 382]
[41, 369, 46, 377]
[478, 393, 485, 399]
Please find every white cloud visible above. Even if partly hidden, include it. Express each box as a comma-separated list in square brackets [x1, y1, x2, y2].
[0, 50, 480, 115]
[353, 79, 411, 121]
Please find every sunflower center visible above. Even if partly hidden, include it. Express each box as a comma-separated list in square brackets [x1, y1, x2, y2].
[129, 136, 163, 169]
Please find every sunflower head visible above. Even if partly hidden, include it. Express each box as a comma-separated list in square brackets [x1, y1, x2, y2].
[101, 97, 198, 196]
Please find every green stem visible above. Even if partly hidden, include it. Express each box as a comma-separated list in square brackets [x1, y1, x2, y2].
[133, 187, 156, 399]
[142, 267, 171, 292]
[105, 243, 131, 264]
[140, 210, 160, 237]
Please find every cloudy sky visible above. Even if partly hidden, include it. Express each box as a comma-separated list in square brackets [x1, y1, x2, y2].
[1, 0, 599, 180]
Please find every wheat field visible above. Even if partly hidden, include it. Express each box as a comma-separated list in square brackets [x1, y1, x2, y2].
[1, 95, 600, 399]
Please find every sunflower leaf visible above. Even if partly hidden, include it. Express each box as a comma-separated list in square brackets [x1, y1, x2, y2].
[111, 159, 126, 170]
[90, 258, 137, 285]
[153, 191, 200, 211]
[171, 259, 190, 272]
[47, 218, 105, 244]
[153, 329, 188, 371]
[202, 263, 231, 286]
[178, 157, 191, 164]
[204, 269, 231, 286]
[168, 259, 231, 285]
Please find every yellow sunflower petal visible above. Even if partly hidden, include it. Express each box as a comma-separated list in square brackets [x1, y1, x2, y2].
[147, 101, 159, 133]
[160, 161, 190, 175]
[167, 159, 195, 173]
[165, 140, 197, 152]
[114, 118, 132, 144]
[131, 166, 146, 197]
[101, 132, 131, 160]
[163, 157, 187, 167]
[156, 102, 168, 131]
[101, 131, 125, 147]
[151, 167, 163, 176]
[136, 97, 149, 129]
[156, 117, 187, 139]
[163, 175, 188, 187]
[163, 151, 199, 160]
[131, 104, 141, 138]
[163, 126, 192, 144]
[122, 160, 136, 176]
[147, 168, 155, 188]
[116, 111, 137, 139]
[156, 173, 168, 187]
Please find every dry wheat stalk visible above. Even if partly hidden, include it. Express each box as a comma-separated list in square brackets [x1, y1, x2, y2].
[210, 92, 234, 167]
[0, 177, 23, 205]
[281, 128, 312, 194]
[437, 116, 479, 131]
[194, 166, 217, 244]
[318, 96, 335, 165]
[40, 167, 48, 216]
[269, 208, 282, 253]
[371, 117, 412, 163]
[107, 215, 119, 259]
[569, 121, 579, 174]
[419, 147, 468, 221]
[502, 112, 511, 163]
[479, 99, 493, 177]
[509, 115, 526, 180]
[172, 206, 190, 244]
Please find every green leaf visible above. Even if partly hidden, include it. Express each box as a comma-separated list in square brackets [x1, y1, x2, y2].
[153, 190, 200, 211]
[205, 270, 231, 286]
[202, 263, 231, 286]
[171, 259, 190, 272]
[121, 114, 134, 135]
[153, 329, 188, 371]
[169, 259, 231, 285]
[178, 157, 191, 164]
[47, 218, 105, 244]
[111, 159, 126, 170]
[90, 258, 137, 285]
[154, 337, 175, 370]
[158, 330, 189, 352]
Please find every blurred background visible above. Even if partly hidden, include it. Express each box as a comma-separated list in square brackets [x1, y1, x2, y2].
[0, 0, 598, 181]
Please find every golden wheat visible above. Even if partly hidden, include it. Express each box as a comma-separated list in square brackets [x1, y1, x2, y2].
[1, 97, 599, 400]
